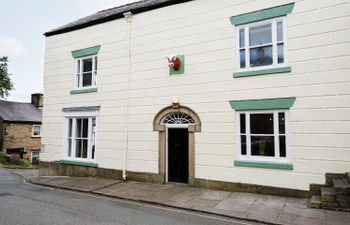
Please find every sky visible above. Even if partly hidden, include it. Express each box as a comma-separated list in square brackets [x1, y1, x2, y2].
[1, 0, 138, 102]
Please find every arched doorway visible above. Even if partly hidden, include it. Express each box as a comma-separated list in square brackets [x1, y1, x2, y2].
[153, 103, 201, 183]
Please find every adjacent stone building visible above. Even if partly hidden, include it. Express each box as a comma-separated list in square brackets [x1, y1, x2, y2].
[0, 94, 43, 162]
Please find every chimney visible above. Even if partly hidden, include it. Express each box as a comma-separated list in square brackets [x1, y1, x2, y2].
[31, 93, 43, 109]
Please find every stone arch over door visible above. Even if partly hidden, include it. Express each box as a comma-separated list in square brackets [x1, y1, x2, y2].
[153, 103, 201, 183]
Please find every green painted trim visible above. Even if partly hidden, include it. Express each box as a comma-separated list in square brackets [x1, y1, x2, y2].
[70, 87, 97, 95]
[229, 97, 296, 111]
[230, 3, 295, 25]
[234, 160, 293, 170]
[169, 55, 185, 76]
[71, 45, 100, 58]
[233, 66, 291, 78]
[59, 160, 97, 168]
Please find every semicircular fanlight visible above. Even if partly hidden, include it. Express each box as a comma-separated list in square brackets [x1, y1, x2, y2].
[161, 112, 195, 125]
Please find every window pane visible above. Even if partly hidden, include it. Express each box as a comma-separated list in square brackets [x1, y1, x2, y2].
[241, 135, 247, 155]
[92, 118, 96, 159]
[68, 139, 72, 157]
[278, 43, 284, 64]
[83, 58, 93, 72]
[82, 118, 88, 138]
[277, 21, 283, 42]
[250, 113, 274, 134]
[240, 114, 246, 133]
[68, 119, 72, 137]
[240, 50, 246, 68]
[279, 113, 285, 134]
[251, 136, 275, 156]
[77, 60, 80, 73]
[249, 46, 273, 67]
[33, 126, 41, 136]
[239, 28, 245, 48]
[82, 140, 88, 158]
[279, 136, 286, 157]
[76, 74, 80, 87]
[94, 56, 98, 70]
[76, 119, 82, 138]
[249, 23, 272, 46]
[92, 144, 95, 159]
[75, 139, 82, 158]
[82, 73, 92, 87]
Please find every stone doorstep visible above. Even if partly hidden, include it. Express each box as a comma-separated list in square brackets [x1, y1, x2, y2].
[333, 178, 350, 195]
[321, 187, 336, 202]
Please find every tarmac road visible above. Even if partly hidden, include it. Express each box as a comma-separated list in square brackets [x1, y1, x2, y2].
[0, 168, 263, 225]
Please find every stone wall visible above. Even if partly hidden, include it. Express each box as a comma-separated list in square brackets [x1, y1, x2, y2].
[3, 122, 41, 160]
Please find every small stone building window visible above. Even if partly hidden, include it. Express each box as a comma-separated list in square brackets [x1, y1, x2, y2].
[32, 125, 41, 137]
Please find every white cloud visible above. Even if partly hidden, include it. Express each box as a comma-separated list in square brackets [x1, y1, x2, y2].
[75, 0, 140, 13]
[0, 36, 27, 58]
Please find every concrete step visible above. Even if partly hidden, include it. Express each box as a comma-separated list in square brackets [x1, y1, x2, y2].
[333, 178, 350, 195]
[309, 195, 322, 209]
[321, 187, 336, 202]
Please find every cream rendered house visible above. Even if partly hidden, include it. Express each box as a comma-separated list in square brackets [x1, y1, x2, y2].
[41, 0, 350, 197]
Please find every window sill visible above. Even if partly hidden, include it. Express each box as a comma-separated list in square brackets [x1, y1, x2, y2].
[234, 160, 293, 170]
[59, 160, 97, 168]
[233, 66, 291, 78]
[70, 87, 97, 95]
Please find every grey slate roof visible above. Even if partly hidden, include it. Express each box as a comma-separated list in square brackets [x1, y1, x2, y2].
[0, 100, 42, 123]
[45, 0, 193, 36]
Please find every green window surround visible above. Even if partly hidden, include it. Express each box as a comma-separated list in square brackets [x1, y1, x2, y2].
[229, 97, 296, 111]
[169, 55, 185, 76]
[70, 87, 98, 95]
[71, 45, 101, 58]
[59, 160, 97, 168]
[233, 66, 291, 78]
[234, 160, 293, 170]
[230, 3, 295, 25]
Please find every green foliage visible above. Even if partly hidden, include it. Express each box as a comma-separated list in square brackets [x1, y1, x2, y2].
[0, 152, 35, 169]
[0, 153, 9, 165]
[0, 56, 14, 99]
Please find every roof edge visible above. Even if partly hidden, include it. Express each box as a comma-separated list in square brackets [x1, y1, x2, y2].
[44, 0, 194, 37]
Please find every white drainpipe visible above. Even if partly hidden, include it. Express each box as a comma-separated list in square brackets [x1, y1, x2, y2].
[122, 11, 133, 181]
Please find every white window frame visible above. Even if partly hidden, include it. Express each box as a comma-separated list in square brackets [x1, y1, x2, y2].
[74, 55, 97, 90]
[236, 110, 290, 162]
[32, 125, 41, 137]
[235, 17, 288, 72]
[62, 111, 98, 163]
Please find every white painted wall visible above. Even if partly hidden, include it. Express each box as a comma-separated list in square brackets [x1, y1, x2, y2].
[42, 0, 350, 190]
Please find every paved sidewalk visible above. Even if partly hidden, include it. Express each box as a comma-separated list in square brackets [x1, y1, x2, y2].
[30, 176, 350, 225]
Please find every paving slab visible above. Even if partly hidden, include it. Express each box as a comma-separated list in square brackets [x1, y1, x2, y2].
[293, 216, 326, 225]
[255, 194, 287, 209]
[325, 210, 350, 225]
[246, 202, 281, 224]
[198, 189, 231, 201]
[282, 205, 326, 220]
